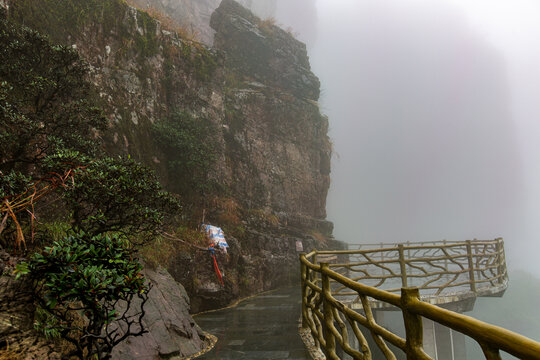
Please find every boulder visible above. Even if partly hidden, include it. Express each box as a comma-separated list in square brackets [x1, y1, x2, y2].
[112, 266, 210, 359]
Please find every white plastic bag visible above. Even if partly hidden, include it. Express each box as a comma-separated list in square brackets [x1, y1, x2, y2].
[201, 224, 229, 253]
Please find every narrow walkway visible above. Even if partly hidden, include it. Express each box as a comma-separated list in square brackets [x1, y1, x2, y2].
[195, 286, 310, 360]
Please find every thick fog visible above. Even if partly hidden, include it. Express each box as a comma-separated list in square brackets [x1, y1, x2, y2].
[276, 0, 540, 275]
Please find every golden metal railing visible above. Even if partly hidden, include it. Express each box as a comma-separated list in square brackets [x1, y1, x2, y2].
[300, 239, 540, 360]
[314, 239, 508, 307]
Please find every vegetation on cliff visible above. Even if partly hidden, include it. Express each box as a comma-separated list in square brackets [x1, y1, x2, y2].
[0, 15, 179, 246]
[0, 15, 180, 359]
[8, 0, 158, 57]
[152, 111, 218, 196]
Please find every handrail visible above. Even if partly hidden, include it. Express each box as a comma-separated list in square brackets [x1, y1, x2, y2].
[299, 239, 540, 360]
[308, 239, 507, 303]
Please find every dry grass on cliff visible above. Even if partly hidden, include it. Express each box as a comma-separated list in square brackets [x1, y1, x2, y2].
[248, 208, 280, 227]
[212, 197, 242, 227]
[259, 17, 277, 34]
[311, 231, 328, 245]
[124, 1, 200, 41]
[140, 235, 178, 269]
[0, 349, 23, 360]
[141, 227, 207, 269]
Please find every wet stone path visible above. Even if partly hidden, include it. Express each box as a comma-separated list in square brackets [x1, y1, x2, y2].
[194, 286, 311, 360]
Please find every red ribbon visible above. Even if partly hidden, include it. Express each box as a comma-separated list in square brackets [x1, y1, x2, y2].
[212, 253, 224, 286]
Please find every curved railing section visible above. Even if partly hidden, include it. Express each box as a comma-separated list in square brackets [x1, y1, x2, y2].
[299, 239, 540, 359]
[313, 239, 507, 309]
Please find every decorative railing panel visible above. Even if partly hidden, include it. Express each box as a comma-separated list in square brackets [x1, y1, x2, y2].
[300, 239, 540, 360]
[315, 239, 507, 305]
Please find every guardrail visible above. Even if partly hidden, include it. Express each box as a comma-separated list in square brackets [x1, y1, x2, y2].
[316, 239, 508, 309]
[299, 239, 540, 359]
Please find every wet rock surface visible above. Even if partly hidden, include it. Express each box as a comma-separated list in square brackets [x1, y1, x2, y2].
[112, 266, 211, 359]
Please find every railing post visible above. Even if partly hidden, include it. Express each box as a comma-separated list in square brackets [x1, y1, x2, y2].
[474, 238, 481, 281]
[466, 240, 477, 293]
[406, 241, 411, 279]
[313, 252, 319, 285]
[300, 253, 308, 328]
[321, 263, 338, 360]
[381, 242, 384, 276]
[399, 244, 408, 287]
[443, 239, 448, 272]
[496, 238, 505, 284]
[480, 342, 503, 360]
[401, 287, 430, 360]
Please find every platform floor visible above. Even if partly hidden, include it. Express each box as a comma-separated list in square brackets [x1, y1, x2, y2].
[195, 286, 311, 360]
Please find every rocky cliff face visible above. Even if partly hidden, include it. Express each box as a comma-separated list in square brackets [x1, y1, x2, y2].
[210, 0, 328, 218]
[212, 0, 320, 101]
[169, 212, 339, 313]
[6, 0, 335, 356]
[126, 0, 277, 45]
[9, 0, 330, 220]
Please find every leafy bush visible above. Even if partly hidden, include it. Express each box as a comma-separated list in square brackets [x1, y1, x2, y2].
[59, 155, 181, 243]
[0, 170, 32, 199]
[0, 16, 108, 248]
[0, 18, 106, 173]
[0, 16, 180, 245]
[0, 15, 180, 357]
[17, 232, 149, 360]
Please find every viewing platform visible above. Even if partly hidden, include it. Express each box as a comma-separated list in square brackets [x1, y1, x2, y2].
[300, 238, 540, 359]
[319, 239, 507, 312]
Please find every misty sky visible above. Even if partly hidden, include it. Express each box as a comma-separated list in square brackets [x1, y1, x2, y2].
[274, 0, 540, 274]
[271, 0, 540, 347]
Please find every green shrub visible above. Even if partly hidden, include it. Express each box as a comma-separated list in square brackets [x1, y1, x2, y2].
[1, 15, 180, 358]
[0, 18, 106, 174]
[0, 170, 32, 199]
[17, 232, 149, 360]
[59, 155, 181, 243]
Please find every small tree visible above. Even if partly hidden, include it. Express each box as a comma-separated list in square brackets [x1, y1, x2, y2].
[53, 153, 181, 244]
[0, 15, 107, 247]
[17, 232, 150, 360]
[0, 17, 181, 246]
[0, 17, 106, 174]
